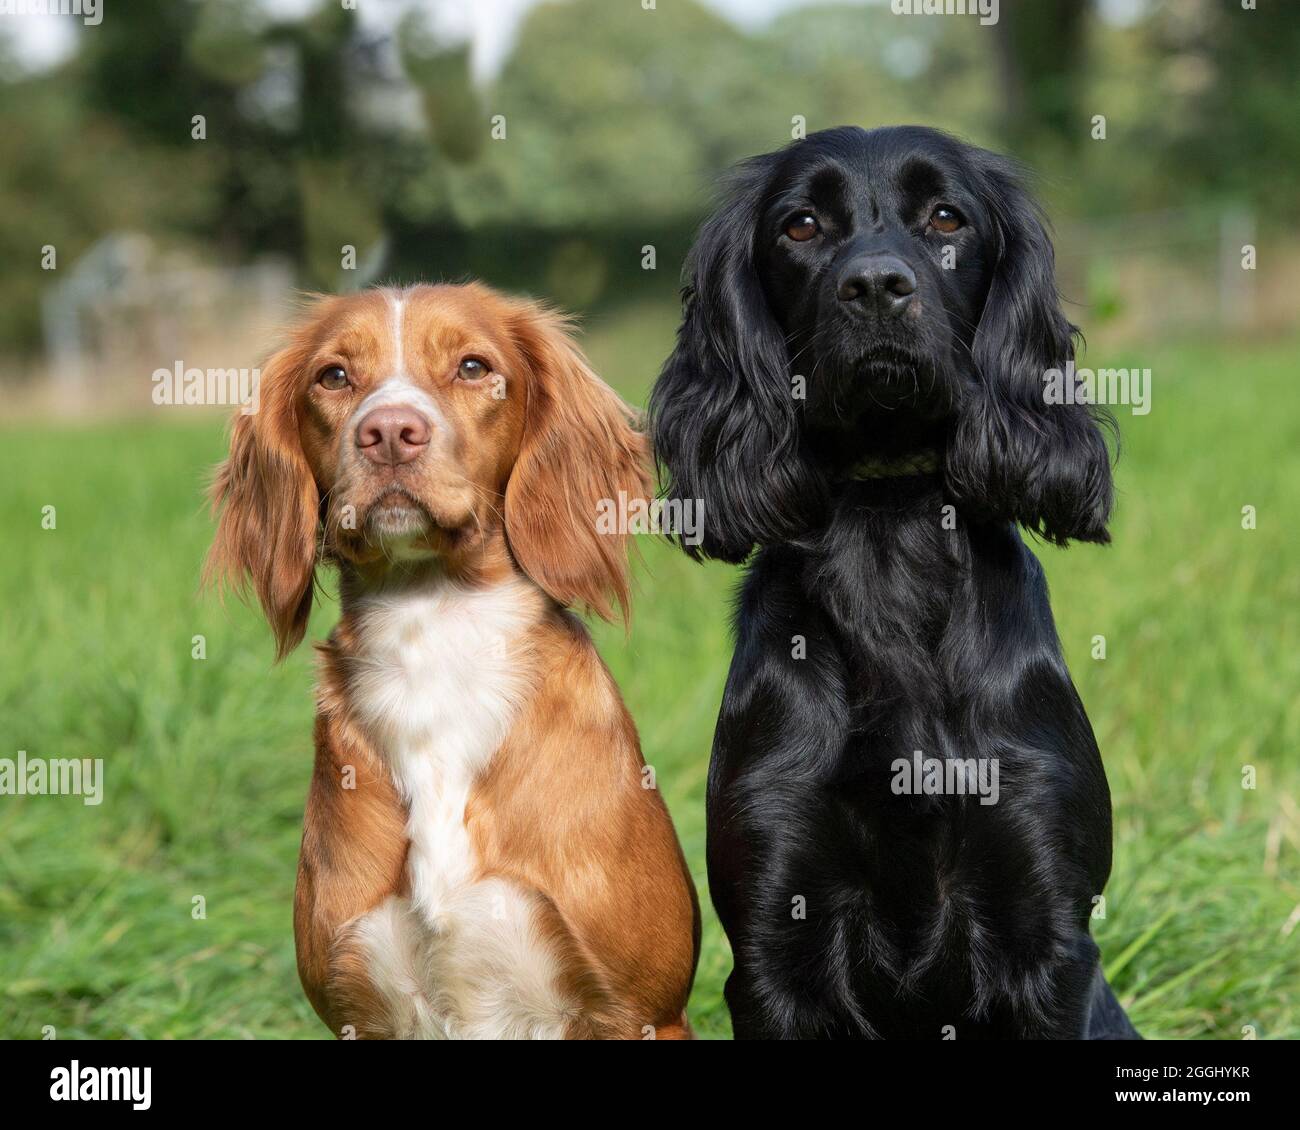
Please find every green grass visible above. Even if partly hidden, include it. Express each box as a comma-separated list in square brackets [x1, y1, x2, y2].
[2, 310, 1297, 1040]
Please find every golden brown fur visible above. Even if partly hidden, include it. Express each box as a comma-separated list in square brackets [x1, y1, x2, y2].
[468, 609, 700, 1037]
[207, 283, 699, 1039]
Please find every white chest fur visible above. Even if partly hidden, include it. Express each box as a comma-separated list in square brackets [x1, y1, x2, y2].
[342, 576, 575, 1038]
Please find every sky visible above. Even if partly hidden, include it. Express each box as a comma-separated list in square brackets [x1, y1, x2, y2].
[1, 0, 1148, 81]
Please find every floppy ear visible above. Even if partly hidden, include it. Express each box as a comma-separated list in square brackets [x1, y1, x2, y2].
[204, 335, 320, 660]
[649, 157, 826, 564]
[945, 156, 1114, 546]
[504, 303, 651, 625]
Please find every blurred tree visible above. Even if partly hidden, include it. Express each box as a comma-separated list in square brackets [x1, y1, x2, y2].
[1, 0, 1295, 355]
[82, 0, 229, 144]
[80, 0, 296, 258]
[427, 0, 777, 227]
[765, 3, 997, 143]
[1164, 0, 1300, 211]
[422, 0, 997, 231]
[0, 75, 216, 351]
[77, 0, 400, 284]
[400, 16, 484, 166]
[993, 0, 1090, 156]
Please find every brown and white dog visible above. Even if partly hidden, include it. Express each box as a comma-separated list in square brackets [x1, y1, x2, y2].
[206, 283, 699, 1039]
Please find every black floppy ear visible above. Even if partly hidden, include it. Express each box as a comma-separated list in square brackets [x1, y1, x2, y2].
[945, 156, 1114, 546]
[649, 158, 825, 563]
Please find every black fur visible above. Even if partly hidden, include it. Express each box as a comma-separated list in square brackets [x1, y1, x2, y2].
[651, 126, 1137, 1039]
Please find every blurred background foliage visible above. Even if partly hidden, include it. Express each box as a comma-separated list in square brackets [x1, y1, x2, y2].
[0, 0, 1296, 360]
[2, 0, 1298, 1041]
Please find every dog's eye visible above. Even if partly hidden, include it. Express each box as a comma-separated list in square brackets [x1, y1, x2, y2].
[784, 214, 820, 242]
[928, 206, 963, 234]
[457, 357, 490, 380]
[318, 365, 349, 391]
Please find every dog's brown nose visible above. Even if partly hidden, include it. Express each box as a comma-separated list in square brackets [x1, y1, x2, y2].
[355, 406, 431, 465]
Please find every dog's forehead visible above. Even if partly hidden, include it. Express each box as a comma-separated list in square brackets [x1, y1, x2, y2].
[285, 286, 526, 400]
[399, 286, 511, 352]
[292, 290, 389, 367]
[783, 128, 975, 202]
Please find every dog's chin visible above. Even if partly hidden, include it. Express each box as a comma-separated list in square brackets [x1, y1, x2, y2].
[366, 491, 433, 541]
[333, 489, 460, 565]
[809, 343, 953, 424]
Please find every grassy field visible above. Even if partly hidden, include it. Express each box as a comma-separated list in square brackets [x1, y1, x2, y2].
[2, 305, 1298, 1040]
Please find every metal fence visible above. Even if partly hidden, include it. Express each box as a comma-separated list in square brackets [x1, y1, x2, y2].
[1053, 203, 1261, 340]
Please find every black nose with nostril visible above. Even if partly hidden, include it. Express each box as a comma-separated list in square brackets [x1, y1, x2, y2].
[837, 254, 917, 317]
[355, 406, 432, 466]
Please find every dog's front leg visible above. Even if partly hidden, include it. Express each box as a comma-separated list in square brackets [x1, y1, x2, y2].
[294, 711, 409, 1038]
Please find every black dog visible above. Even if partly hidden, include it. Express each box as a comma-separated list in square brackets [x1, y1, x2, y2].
[650, 125, 1139, 1039]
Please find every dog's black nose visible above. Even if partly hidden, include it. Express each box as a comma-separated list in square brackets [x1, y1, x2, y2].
[837, 255, 917, 317]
